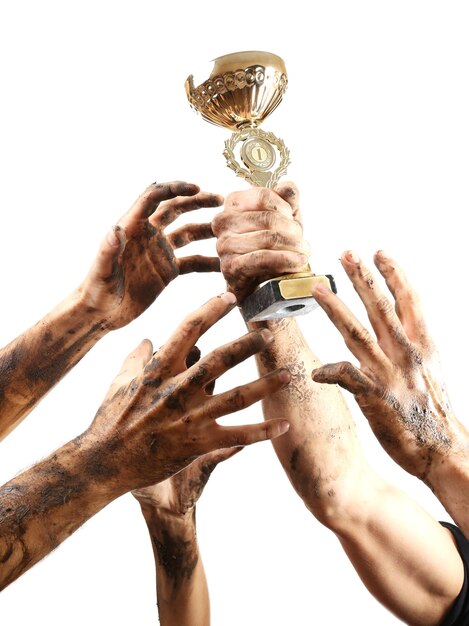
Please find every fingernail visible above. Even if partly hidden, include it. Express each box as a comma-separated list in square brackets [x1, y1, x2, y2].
[220, 292, 237, 305]
[278, 420, 290, 434]
[106, 226, 120, 247]
[278, 369, 291, 383]
[376, 249, 389, 260]
[260, 328, 274, 343]
[344, 250, 360, 264]
[313, 283, 330, 296]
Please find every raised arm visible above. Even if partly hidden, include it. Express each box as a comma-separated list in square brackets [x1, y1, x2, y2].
[212, 184, 466, 625]
[310, 250, 469, 536]
[0, 294, 290, 590]
[133, 447, 241, 626]
[0, 181, 222, 439]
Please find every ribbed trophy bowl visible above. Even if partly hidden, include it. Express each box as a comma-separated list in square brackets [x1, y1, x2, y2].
[185, 51, 288, 130]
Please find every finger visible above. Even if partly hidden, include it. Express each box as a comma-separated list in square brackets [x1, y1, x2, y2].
[167, 223, 214, 249]
[192, 369, 291, 420]
[341, 250, 411, 360]
[152, 191, 224, 228]
[178, 255, 220, 274]
[146, 293, 237, 375]
[88, 225, 126, 281]
[275, 181, 303, 226]
[224, 187, 294, 218]
[312, 361, 374, 396]
[212, 209, 295, 237]
[199, 446, 245, 469]
[183, 329, 276, 389]
[374, 250, 432, 348]
[312, 282, 389, 369]
[119, 181, 200, 227]
[224, 250, 308, 278]
[216, 227, 309, 256]
[213, 418, 290, 449]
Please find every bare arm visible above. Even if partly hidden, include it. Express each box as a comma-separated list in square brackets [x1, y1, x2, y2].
[311, 250, 469, 536]
[0, 294, 290, 590]
[0, 181, 222, 439]
[134, 448, 240, 626]
[252, 316, 463, 626]
[0, 436, 122, 590]
[136, 508, 207, 626]
[213, 183, 466, 626]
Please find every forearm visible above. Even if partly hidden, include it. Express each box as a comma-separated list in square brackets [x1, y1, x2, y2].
[0, 289, 108, 439]
[0, 435, 122, 589]
[248, 317, 367, 515]
[139, 507, 209, 626]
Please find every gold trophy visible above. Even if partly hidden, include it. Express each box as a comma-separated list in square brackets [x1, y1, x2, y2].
[185, 51, 336, 322]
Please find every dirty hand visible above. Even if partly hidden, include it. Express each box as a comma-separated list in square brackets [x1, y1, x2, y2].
[78, 181, 223, 330]
[212, 183, 309, 302]
[311, 250, 460, 481]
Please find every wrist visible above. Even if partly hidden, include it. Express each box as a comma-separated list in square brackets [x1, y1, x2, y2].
[140, 504, 196, 534]
[66, 432, 128, 502]
[53, 288, 111, 338]
[425, 420, 469, 489]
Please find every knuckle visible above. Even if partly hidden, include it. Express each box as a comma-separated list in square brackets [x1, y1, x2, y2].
[263, 230, 283, 249]
[215, 236, 226, 256]
[253, 250, 270, 269]
[338, 361, 354, 377]
[215, 233, 233, 255]
[257, 187, 272, 209]
[260, 210, 276, 230]
[376, 296, 394, 316]
[211, 212, 225, 236]
[229, 255, 245, 275]
[228, 390, 246, 411]
[221, 255, 236, 278]
[348, 323, 373, 346]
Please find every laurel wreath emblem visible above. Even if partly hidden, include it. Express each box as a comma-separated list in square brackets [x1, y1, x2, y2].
[223, 128, 291, 188]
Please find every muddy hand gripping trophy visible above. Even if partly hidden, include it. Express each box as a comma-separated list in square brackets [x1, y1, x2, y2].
[185, 51, 336, 322]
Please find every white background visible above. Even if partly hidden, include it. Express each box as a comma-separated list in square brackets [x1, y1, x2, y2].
[0, 1, 468, 624]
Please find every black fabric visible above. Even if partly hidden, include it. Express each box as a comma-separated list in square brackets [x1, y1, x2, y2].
[440, 522, 469, 625]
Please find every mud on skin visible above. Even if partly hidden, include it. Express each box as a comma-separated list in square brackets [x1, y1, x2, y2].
[0, 463, 87, 589]
[24, 320, 106, 386]
[288, 447, 325, 500]
[152, 527, 199, 587]
[258, 324, 314, 404]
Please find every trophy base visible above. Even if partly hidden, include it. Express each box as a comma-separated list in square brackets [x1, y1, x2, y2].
[241, 274, 337, 323]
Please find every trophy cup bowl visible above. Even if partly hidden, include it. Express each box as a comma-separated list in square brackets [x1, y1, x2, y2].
[185, 51, 288, 130]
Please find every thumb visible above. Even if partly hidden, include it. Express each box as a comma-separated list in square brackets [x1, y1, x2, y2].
[115, 339, 154, 384]
[91, 225, 127, 280]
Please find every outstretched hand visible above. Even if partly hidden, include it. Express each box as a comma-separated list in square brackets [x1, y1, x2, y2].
[82, 292, 290, 493]
[78, 181, 223, 330]
[311, 250, 459, 481]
